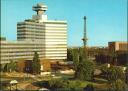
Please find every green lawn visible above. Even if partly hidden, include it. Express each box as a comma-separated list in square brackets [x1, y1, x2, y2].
[1, 72, 110, 90]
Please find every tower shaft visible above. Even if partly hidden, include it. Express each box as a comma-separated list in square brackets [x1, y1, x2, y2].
[83, 16, 88, 58]
[84, 16, 87, 47]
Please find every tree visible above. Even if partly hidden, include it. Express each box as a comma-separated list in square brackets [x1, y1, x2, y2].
[4, 61, 17, 72]
[73, 48, 95, 81]
[32, 52, 41, 74]
[72, 48, 80, 72]
[109, 50, 117, 65]
[0, 64, 5, 72]
[76, 59, 95, 81]
[72, 48, 81, 78]
[67, 48, 73, 61]
[68, 47, 95, 81]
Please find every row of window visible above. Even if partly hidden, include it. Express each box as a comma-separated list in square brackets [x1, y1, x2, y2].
[17, 30, 44, 34]
[17, 25, 66, 29]
[44, 22, 67, 25]
[17, 37, 45, 39]
[17, 27, 66, 31]
[17, 27, 44, 30]
[17, 34, 45, 36]
[17, 23, 44, 27]
[17, 30, 66, 34]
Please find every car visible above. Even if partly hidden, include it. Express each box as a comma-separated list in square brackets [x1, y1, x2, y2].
[39, 88, 50, 91]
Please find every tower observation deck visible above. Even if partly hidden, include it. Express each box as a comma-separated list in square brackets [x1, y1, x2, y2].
[32, 3, 48, 15]
[32, 3, 48, 22]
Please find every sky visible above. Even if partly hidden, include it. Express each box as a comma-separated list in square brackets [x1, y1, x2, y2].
[1, 0, 127, 47]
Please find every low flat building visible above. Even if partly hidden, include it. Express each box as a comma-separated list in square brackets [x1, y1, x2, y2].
[1, 40, 44, 64]
[95, 41, 128, 65]
[108, 41, 128, 53]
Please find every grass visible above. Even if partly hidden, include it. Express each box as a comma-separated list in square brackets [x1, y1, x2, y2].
[1, 72, 110, 90]
[70, 80, 108, 89]
[56, 73, 109, 89]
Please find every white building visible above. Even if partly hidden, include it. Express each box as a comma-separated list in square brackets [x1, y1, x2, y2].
[0, 3, 67, 64]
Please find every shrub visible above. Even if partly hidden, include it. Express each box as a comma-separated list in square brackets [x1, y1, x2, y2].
[107, 66, 125, 82]
[100, 65, 125, 82]
[100, 64, 109, 78]
[48, 79, 82, 89]
[110, 79, 126, 91]
[125, 68, 128, 84]
[49, 79, 64, 88]
[66, 80, 82, 89]
[83, 84, 94, 91]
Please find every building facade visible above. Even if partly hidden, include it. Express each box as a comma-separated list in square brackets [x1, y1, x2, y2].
[95, 41, 128, 65]
[108, 41, 128, 53]
[0, 3, 67, 64]
[1, 40, 44, 64]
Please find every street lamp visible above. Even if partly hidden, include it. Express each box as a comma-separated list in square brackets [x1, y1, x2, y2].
[10, 80, 18, 91]
[26, 67, 29, 78]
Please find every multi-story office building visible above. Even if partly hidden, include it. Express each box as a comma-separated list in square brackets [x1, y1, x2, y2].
[0, 3, 67, 64]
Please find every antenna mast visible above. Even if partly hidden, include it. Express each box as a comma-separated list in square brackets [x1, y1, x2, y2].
[82, 16, 88, 58]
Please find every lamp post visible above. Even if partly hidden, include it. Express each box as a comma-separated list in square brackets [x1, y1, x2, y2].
[26, 67, 29, 79]
[10, 84, 11, 91]
[10, 80, 18, 91]
[24, 67, 29, 81]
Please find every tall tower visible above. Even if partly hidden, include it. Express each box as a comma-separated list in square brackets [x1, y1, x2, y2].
[82, 16, 88, 57]
[16, 3, 67, 61]
[82, 16, 87, 47]
[32, 3, 48, 22]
